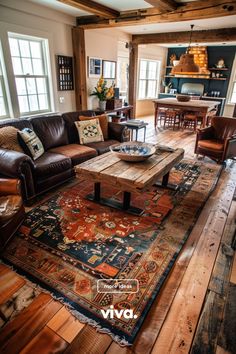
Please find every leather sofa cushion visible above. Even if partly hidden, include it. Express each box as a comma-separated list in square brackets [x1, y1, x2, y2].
[48, 144, 97, 166]
[34, 152, 71, 178]
[198, 139, 224, 151]
[86, 140, 119, 155]
[0, 195, 22, 225]
[30, 115, 68, 150]
[0, 118, 33, 131]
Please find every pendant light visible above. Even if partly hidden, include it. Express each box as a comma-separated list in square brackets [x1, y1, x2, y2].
[171, 25, 200, 75]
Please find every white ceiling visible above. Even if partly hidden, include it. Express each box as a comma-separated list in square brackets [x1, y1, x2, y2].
[28, 0, 90, 16]
[28, 0, 199, 16]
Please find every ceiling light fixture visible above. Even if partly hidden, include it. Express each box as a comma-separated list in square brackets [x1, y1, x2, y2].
[171, 25, 200, 75]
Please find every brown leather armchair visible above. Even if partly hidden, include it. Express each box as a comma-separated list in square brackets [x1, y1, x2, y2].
[0, 179, 25, 250]
[195, 116, 236, 163]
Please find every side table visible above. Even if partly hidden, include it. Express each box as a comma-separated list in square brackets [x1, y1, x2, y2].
[120, 120, 148, 142]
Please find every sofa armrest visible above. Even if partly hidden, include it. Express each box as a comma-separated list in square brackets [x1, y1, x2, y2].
[196, 126, 215, 140]
[0, 149, 34, 178]
[108, 122, 128, 142]
[0, 178, 20, 196]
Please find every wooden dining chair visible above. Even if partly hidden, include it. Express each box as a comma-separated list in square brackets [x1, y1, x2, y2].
[163, 109, 182, 130]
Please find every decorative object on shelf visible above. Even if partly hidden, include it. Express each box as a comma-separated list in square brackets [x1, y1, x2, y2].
[57, 55, 74, 91]
[176, 94, 191, 102]
[106, 98, 122, 110]
[102, 60, 116, 79]
[162, 79, 172, 93]
[173, 60, 180, 66]
[170, 89, 177, 94]
[171, 25, 200, 75]
[169, 54, 177, 66]
[90, 76, 115, 110]
[88, 57, 102, 78]
[110, 142, 156, 162]
[216, 58, 225, 68]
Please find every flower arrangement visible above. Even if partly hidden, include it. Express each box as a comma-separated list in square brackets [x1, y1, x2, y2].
[90, 76, 115, 102]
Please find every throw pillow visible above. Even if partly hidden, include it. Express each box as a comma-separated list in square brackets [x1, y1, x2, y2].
[0, 126, 24, 153]
[79, 114, 108, 140]
[18, 128, 44, 160]
[75, 118, 104, 145]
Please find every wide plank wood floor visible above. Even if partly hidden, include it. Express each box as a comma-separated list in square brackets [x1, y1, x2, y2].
[0, 116, 235, 354]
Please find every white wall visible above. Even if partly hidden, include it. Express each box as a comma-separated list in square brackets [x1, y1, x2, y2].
[85, 28, 131, 109]
[0, 0, 76, 117]
[136, 44, 167, 118]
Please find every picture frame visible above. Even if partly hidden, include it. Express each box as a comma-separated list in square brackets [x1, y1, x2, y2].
[102, 60, 116, 79]
[88, 57, 102, 78]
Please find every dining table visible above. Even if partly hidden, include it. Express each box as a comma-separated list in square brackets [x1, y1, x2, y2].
[153, 98, 221, 128]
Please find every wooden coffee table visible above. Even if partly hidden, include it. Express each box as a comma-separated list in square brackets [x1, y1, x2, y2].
[75, 143, 184, 215]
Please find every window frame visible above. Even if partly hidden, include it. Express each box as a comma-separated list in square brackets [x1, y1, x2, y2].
[0, 45, 10, 119]
[8, 33, 52, 116]
[138, 59, 161, 100]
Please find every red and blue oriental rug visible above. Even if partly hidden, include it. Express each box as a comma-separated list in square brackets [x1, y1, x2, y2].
[2, 160, 221, 345]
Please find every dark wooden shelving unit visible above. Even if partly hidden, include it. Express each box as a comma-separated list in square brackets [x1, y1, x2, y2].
[56, 55, 74, 91]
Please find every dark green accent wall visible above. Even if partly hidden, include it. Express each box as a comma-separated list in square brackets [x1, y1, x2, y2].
[166, 46, 236, 98]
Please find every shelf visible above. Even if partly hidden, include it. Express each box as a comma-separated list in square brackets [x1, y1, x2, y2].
[209, 68, 228, 71]
[164, 75, 226, 80]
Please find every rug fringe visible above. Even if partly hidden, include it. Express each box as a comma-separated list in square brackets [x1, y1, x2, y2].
[0, 260, 131, 347]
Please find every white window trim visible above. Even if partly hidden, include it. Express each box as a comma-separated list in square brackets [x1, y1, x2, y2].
[8, 32, 53, 117]
[226, 53, 236, 105]
[137, 58, 161, 101]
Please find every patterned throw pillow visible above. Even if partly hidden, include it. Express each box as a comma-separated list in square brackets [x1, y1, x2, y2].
[75, 118, 104, 145]
[0, 126, 24, 153]
[18, 128, 44, 160]
[79, 114, 108, 140]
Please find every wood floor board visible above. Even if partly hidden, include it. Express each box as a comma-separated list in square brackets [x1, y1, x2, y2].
[64, 325, 112, 354]
[217, 283, 236, 353]
[230, 253, 236, 285]
[47, 307, 85, 343]
[190, 291, 225, 354]
[19, 326, 68, 354]
[0, 293, 62, 354]
[0, 265, 26, 305]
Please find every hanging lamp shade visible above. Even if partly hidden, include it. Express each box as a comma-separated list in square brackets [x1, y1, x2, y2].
[171, 53, 200, 74]
[171, 24, 200, 75]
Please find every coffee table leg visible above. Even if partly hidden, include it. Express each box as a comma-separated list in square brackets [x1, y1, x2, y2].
[94, 182, 101, 201]
[123, 191, 131, 210]
[162, 172, 170, 187]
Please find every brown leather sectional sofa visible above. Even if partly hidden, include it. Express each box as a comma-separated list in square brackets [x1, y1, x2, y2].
[0, 111, 127, 203]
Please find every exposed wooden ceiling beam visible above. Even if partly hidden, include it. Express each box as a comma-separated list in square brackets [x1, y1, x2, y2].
[145, 0, 178, 12]
[132, 27, 236, 45]
[77, 0, 236, 29]
[58, 0, 119, 18]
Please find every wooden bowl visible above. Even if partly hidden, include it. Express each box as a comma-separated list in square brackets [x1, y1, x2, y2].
[176, 94, 191, 102]
[110, 143, 156, 162]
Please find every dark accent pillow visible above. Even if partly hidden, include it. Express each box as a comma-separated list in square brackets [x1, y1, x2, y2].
[18, 128, 44, 160]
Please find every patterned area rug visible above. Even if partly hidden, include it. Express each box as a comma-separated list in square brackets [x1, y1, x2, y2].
[3, 160, 221, 345]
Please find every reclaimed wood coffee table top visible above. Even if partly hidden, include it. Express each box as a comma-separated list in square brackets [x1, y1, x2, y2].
[75, 143, 184, 192]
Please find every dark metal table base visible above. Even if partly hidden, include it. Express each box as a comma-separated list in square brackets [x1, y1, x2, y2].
[86, 183, 143, 216]
[154, 172, 179, 191]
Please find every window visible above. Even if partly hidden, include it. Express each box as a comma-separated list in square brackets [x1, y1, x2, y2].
[138, 59, 160, 99]
[230, 81, 236, 103]
[117, 56, 129, 102]
[0, 53, 9, 118]
[9, 34, 51, 115]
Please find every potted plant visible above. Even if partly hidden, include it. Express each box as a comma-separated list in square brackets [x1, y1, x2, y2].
[90, 76, 114, 110]
[162, 80, 172, 94]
